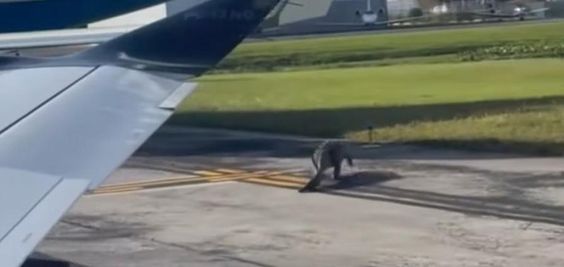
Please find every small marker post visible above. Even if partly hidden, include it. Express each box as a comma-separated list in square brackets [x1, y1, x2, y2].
[367, 125, 374, 144]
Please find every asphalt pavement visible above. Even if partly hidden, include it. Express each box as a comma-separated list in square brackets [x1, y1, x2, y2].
[33, 126, 564, 267]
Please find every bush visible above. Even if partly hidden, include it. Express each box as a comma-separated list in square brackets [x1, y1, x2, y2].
[460, 41, 564, 61]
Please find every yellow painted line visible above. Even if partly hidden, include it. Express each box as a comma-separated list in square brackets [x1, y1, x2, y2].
[208, 176, 255, 183]
[265, 175, 308, 185]
[193, 170, 223, 176]
[95, 180, 202, 193]
[93, 168, 310, 195]
[215, 168, 245, 174]
[248, 170, 297, 177]
[243, 177, 304, 190]
[253, 171, 269, 175]
[93, 177, 211, 194]
[93, 173, 266, 195]
[205, 173, 258, 182]
[252, 170, 310, 178]
[95, 176, 201, 190]
[91, 187, 146, 194]
[101, 172, 254, 190]
[262, 171, 289, 176]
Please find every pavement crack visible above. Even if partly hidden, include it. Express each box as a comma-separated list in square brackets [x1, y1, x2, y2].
[60, 219, 100, 231]
[61, 218, 274, 267]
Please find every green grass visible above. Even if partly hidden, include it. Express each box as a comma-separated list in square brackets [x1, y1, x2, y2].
[348, 106, 564, 155]
[219, 20, 564, 72]
[174, 59, 564, 155]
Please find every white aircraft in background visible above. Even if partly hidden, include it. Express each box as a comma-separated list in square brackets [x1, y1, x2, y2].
[356, 0, 383, 25]
[0, 0, 279, 266]
[472, 3, 549, 21]
[320, 0, 425, 27]
[429, 1, 549, 22]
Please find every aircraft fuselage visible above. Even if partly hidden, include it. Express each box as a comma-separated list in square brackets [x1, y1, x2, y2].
[361, 12, 378, 25]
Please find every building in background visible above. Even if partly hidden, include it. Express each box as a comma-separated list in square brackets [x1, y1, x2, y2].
[161, 0, 550, 36]
[167, 0, 390, 35]
[91, 0, 553, 33]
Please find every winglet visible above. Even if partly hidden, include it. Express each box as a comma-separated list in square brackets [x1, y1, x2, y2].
[78, 0, 279, 76]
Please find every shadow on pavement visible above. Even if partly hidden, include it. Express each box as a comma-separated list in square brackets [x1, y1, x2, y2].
[323, 171, 564, 227]
[325, 171, 403, 190]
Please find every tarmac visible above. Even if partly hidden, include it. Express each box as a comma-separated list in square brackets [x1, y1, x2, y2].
[34, 126, 564, 267]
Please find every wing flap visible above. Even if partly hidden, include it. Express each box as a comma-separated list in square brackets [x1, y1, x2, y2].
[0, 66, 198, 267]
[0, 175, 89, 267]
[0, 168, 62, 242]
[159, 82, 198, 110]
[0, 66, 194, 189]
[472, 12, 517, 18]
[0, 67, 94, 132]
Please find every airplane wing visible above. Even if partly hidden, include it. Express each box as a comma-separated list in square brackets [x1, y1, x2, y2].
[471, 11, 520, 18]
[317, 22, 368, 26]
[472, 7, 548, 18]
[528, 7, 549, 14]
[386, 15, 430, 24]
[0, 0, 279, 266]
[0, 26, 135, 51]
[318, 16, 428, 26]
